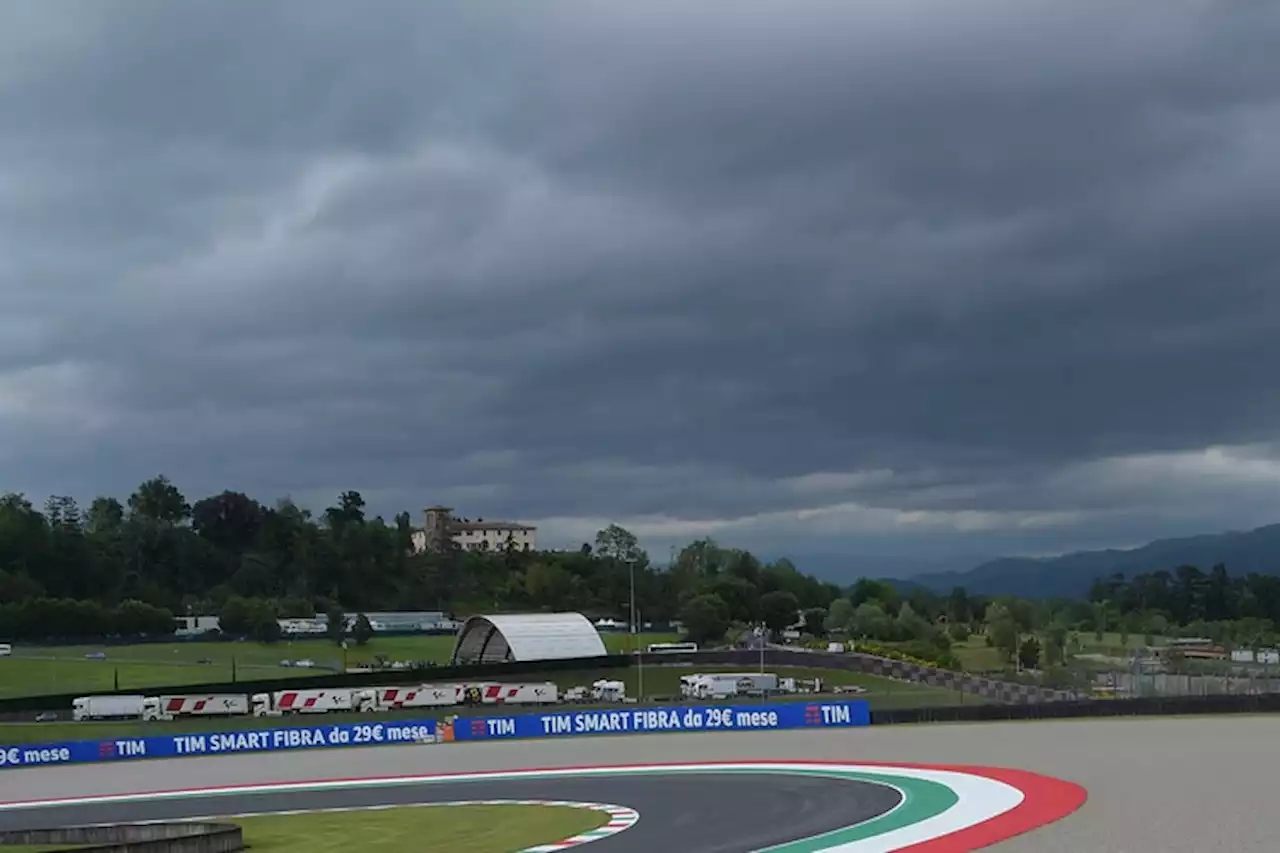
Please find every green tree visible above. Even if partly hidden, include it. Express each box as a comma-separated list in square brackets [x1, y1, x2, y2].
[1044, 622, 1069, 666]
[85, 497, 125, 534]
[127, 475, 190, 524]
[679, 593, 730, 646]
[946, 587, 972, 624]
[1018, 635, 1041, 670]
[217, 596, 255, 637]
[352, 612, 374, 646]
[895, 601, 935, 642]
[824, 598, 854, 635]
[594, 524, 645, 564]
[191, 491, 264, 553]
[848, 578, 897, 612]
[710, 575, 761, 623]
[801, 607, 827, 637]
[249, 603, 282, 644]
[525, 562, 572, 609]
[1092, 600, 1113, 641]
[850, 602, 892, 640]
[1120, 610, 1142, 648]
[985, 602, 1020, 662]
[759, 590, 799, 636]
[325, 604, 346, 644]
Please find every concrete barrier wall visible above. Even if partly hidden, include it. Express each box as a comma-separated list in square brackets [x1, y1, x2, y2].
[0, 823, 243, 853]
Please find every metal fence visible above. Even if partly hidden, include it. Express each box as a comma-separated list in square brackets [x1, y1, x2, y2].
[1093, 670, 1280, 698]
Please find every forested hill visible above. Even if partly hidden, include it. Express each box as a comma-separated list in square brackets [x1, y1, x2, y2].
[909, 523, 1280, 598]
[0, 476, 841, 642]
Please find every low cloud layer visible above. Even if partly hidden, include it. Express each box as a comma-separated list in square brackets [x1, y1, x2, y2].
[4, 0, 1280, 574]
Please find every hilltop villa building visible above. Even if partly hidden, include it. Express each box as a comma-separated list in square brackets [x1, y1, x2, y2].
[410, 505, 537, 553]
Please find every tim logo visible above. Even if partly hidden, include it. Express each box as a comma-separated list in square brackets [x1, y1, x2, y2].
[470, 718, 487, 736]
[98, 742, 116, 757]
[803, 705, 822, 725]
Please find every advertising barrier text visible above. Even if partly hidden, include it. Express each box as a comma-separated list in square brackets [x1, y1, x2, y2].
[1, 699, 872, 769]
[0, 718, 438, 769]
[440, 699, 870, 741]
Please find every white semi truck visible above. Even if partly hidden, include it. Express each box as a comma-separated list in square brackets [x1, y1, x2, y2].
[69, 677, 572, 723]
[564, 679, 628, 704]
[680, 672, 780, 700]
[72, 694, 147, 721]
[589, 679, 627, 703]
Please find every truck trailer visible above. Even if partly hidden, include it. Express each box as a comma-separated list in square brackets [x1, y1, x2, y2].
[459, 682, 559, 705]
[142, 693, 250, 721]
[252, 689, 356, 717]
[356, 686, 458, 712]
[72, 694, 146, 721]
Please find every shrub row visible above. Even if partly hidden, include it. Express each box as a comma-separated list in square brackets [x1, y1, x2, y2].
[0, 598, 176, 642]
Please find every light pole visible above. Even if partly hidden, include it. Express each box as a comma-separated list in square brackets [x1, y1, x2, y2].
[636, 606, 644, 701]
[625, 556, 642, 701]
[756, 624, 766, 673]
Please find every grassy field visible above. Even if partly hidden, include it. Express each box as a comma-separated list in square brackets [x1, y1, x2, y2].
[0, 804, 606, 853]
[0, 664, 975, 744]
[950, 631, 1175, 672]
[0, 632, 680, 698]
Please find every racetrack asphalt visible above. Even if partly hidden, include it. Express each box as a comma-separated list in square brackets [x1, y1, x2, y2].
[0, 772, 900, 853]
[4, 715, 1280, 851]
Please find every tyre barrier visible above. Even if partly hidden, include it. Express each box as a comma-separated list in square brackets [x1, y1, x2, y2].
[0, 823, 243, 853]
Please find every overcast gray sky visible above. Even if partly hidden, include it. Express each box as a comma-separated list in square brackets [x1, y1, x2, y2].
[3, 0, 1280, 575]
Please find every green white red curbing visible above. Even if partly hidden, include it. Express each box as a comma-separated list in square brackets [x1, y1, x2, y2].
[0, 760, 1085, 851]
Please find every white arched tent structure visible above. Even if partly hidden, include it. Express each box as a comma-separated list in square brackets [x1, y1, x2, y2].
[449, 612, 608, 665]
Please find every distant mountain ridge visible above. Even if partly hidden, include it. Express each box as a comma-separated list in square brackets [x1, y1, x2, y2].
[907, 522, 1280, 599]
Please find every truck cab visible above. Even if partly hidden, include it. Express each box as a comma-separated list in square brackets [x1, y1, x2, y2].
[251, 693, 274, 717]
[590, 679, 627, 703]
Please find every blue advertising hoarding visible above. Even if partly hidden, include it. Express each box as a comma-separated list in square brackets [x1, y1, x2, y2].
[0, 699, 871, 769]
[443, 699, 870, 741]
[0, 718, 437, 769]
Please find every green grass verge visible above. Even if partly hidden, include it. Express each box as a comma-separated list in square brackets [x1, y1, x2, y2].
[0, 633, 680, 698]
[0, 665, 977, 744]
[0, 804, 607, 853]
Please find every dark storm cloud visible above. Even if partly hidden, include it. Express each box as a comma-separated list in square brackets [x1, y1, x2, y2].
[4, 0, 1280, 562]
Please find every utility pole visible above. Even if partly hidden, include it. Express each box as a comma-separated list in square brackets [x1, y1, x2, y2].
[758, 624, 766, 673]
[637, 606, 644, 701]
[626, 556, 642, 701]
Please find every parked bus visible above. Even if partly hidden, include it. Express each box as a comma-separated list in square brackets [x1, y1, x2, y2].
[647, 641, 698, 653]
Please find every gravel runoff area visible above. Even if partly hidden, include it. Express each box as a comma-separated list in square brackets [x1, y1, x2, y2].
[5, 715, 1280, 851]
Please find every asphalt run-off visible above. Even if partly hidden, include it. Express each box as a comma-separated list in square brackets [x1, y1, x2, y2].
[0, 760, 1086, 852]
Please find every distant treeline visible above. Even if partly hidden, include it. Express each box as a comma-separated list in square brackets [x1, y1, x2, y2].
[0, 477, 839, 644]
[1088, 564, 1280, 625]
[5, 476, 1278, 655]
[0, 598, 177, 642]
